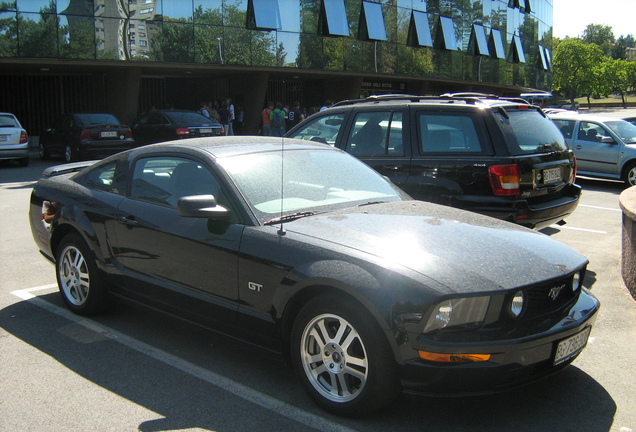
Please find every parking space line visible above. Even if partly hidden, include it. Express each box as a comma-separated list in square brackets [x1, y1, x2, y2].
[580, 204, 622, 212]
[550, 225, 607, 234]
[10, 286, 359, 432]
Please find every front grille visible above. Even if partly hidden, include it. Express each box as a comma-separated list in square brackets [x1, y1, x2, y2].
[506, 277, 577, 321]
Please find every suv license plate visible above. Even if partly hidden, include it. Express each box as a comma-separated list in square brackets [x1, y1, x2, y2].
[543, 167, 561, 184]
[554, 327, 591, 366]
[100, 131, 118, 138]
[200, 128, 212, 134]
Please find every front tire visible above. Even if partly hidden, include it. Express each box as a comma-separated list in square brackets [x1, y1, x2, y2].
[39, 142, 50, 160]
[290, 295, 400, 416]
[625, 162, 636, 186]
[56, 233, 108, 316]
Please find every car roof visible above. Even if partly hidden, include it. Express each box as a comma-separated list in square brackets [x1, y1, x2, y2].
[548, 112, 629, 123]
[329, 93, 536, 110]
[136, 136, 334, 159]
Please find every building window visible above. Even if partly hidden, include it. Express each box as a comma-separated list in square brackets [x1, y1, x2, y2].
[320, 0, 349, 36]
[247, 0, 281, 30]
[407, 10, 432, 47]
[435, 16, 457, 51]
[359, 1, 386, 41]
[510, 34, 526, 63]
[538, 45, 549, 70]
[488, 28, 506, 59]
[523, 0, 532, 12]
[469, 24, 489, 56]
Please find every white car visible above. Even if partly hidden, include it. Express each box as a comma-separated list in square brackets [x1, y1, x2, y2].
[549, 112, 636, 185]
[0, 112, 29, 167]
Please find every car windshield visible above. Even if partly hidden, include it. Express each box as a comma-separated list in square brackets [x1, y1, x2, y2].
[76, 114, 120, 126]
[0, 114, 19, 127]
[497, 108, 569, 154]
[166, 111, 218, 126]
[217, 148, 403, 224]
[605, 120, 636, 144]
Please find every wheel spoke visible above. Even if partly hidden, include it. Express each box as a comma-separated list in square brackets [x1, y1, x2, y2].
[340, 328, 359, 352]
[343, 364, 366, 381]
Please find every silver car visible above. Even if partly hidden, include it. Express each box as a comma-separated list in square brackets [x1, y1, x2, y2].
[549, 112, 636, 185]
[0, 112, 29, 167]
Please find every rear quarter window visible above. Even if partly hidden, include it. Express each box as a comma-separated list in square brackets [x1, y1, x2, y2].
[497, 109, 568, 154]
[417, 112, 485, 154]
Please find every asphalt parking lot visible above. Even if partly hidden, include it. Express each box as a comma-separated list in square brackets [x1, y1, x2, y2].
[1, 152, 635, 432]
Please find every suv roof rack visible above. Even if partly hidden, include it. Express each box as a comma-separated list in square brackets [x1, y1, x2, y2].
[332, 92, 534, 108]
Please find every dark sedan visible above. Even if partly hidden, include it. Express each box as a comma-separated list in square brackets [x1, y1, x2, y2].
[40, 113, 136, 162]
[132, 109, 224, 145]
[29, 137, 599, 416]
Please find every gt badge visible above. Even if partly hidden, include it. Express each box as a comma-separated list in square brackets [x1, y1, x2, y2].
[248, 282, 263, 292]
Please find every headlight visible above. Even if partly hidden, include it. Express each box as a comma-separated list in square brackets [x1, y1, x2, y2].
[423, 296, 490, 333]
[510, 290, 525, 318]
[572, 271, 582, 292]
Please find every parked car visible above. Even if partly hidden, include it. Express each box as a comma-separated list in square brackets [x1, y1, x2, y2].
[0, 112, 29, 166]
[132, 109, 224, 145]
[286, 93, 581, 229]
[549, 112, 636, 185]
[29, 136, 599, 416]
[39, 113, 136, 163]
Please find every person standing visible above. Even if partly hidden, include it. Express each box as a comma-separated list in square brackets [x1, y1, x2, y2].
[320, 100, 333, 111]
[219, 100, 231, 136]
[287, 101, 305, 130]
[226, 97, 235, 136]
[270, 102, 286, 137]
[262, 101, 274, 136]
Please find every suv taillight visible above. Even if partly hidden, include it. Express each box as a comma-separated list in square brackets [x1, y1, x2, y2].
[489, 164, 520, 197]
[80, 129, 91, 140]
[19, 131, 28, 144]
[176, 128, 190, 136]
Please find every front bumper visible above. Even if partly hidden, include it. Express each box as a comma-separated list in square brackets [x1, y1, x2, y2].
[399, 288, 599, 395]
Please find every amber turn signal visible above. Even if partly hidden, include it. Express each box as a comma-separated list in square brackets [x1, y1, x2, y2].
[418, 351, 491, 363]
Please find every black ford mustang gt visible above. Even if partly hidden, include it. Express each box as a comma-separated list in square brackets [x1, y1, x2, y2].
[29, 136, 599, 416]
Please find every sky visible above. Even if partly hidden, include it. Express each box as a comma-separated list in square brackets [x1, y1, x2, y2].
[552, 0, 636, 39]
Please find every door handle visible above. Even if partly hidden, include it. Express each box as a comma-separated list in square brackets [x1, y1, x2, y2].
[379, 165, 401, 171]
[118, 216, 139, 226]
[575, 145, 582, 150]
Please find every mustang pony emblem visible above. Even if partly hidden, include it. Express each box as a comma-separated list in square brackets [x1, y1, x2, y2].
[549, 284, 566, 300]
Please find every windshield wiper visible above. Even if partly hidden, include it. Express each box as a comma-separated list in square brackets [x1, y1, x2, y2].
[265, 211, 316, 225]
[358, 200, 387, 207]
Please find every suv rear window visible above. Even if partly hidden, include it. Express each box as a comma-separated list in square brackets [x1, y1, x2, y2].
[497, 109, 568, 154]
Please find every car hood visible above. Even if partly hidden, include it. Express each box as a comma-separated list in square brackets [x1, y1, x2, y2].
[284, 201, 587, 294]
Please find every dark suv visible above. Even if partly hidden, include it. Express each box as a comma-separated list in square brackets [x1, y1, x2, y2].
[286, 94, 581, 229]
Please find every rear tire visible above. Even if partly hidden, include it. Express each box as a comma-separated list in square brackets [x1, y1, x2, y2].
[56, 233, 108, 316]
[64, 144, 79, 163]
[39, 143, 50, 160]
[290, 295, 400, 416]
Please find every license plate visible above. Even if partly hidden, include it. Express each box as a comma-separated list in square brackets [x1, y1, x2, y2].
[543, 167, 561, 184]
[0, 135, 8, 141]
[100, 131, 118, 138]
[199, 128, 212, 134]
[554, 327, 591, 365]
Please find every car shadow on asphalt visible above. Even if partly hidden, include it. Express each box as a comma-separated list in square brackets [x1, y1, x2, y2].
[0, 291, 616, 432]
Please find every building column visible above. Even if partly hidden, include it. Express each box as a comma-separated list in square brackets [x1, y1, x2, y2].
[105, 67, 142, 126]
[228, 71, 270, 135]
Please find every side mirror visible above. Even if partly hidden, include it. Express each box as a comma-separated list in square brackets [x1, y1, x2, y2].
[600, 136, 616, 144]
[177, 194, 230, 219]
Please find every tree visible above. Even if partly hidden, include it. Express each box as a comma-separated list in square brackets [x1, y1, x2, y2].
[601, 59, 636, 107]
[581, 24, 614, 56]
[552, 38, 604, 106]
[611, 34, 636, 60]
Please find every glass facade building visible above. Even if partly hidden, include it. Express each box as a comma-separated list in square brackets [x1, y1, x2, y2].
[0, 0, 554, 136]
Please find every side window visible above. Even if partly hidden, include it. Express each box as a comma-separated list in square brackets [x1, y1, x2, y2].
[130, 157, 222, 208]
[553, 119, 575, 139]
[387, 112, 404, 156]
[578, 121, 609, 142]
[286, 113, 346, 145]
[84, 161, 123, 194]
[419, 113, 483, 153]
[346, 111, 391, 155]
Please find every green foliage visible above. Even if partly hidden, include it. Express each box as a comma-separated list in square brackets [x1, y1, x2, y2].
[552, 38, 604, 104]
